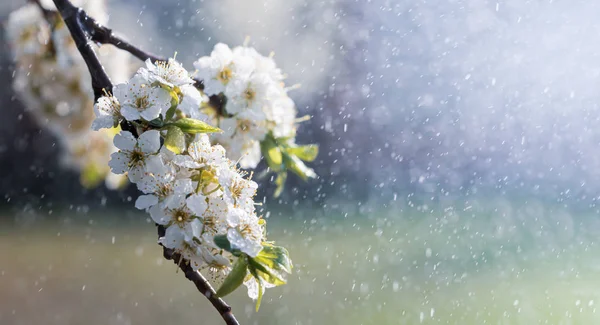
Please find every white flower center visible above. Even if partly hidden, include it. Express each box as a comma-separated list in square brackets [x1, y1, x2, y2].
[128, 148, 146, 167]
[172, 208, 191, 227]
[135, 95, 151, 111]
[217, 66, 233, 85]
[243, 86, 256, 104]
[157, 183, 173, 199]
[237, 119, 253, 134]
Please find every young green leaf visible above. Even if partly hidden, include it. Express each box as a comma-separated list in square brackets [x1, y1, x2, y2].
[164, 105, 177, 122]
[213, 234, 242, 256]
[216, 256, 249, 298]
[248, 258, 287, 286]
[147, 118, 164, 128]
[169, 118, 221, 134]
[256, 279, 263, 312]
[248, 265, 264, 311]
[274, 172, 287, 198]
[164, 126, 186, 154]
[286, 144, 319, 162]
[282, 152, 317, 180]
[164, 89, 180, 121]
[260, 136, 283, 171]
[213, 234, 232, 252]
[256, 244, 293, 274]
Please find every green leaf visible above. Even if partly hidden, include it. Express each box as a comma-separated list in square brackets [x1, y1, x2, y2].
[248, 265, 264, 311]
[169, 118, 221, 134]
[274, 172, 287, 198]
[147, 118, 164, 128]
[282, 153, 317, 181]
[164, 89, 180, 121]
[213, 235, 232, 252]
[213, 234, 242, 256]
[164, 105, 177, 122]
[164, 126, 186, 154]
[256, 244, 293, 274]
[248, 258, 287, 286]
[260, 136, 283, 171]
[286, 144, 319, 162]
[216, 256, 249, 297]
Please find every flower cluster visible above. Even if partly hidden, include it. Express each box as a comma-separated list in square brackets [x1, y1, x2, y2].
[6, 1, 129, 189]
[193, 44, 313, 170]
[94, 58, 291, 306]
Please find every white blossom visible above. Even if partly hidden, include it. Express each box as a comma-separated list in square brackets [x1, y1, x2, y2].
[134, 165, 194, 211]
[194, 43, 300, 168]
[215, 118, 265, 168]
[109, 130, 162, 182]
[139, 58, 195, 87]
[92, 95, 121, 130]
[193, 43, 254, 94]
[266, 94, 297, 138]
[172, 134, 227, 169]
[117, 75, 172, 121]
[178, 84, 210, 120]
[219, 167, 258, 212]
[226, 213, 263, 257]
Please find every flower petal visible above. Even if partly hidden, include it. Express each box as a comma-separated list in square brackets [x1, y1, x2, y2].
[128, 165, 145, 183]
[186, 193, 208, 217]
[108, 151, 130, 174]
[184, 219, 203, 241]
[172, 155, 202, 169]
[238, 141, 261, 169]
[120, 105, 141, 121]
[138, 130, 161, 154]
[139, 104, 162, 121]
[113, 131, 136, 151]
[174, 178, 194, 194]
[149, 205, 171, 225]
[91, 115, 115, 131]
[161, 225, 185, 249]
[227, 229, 262, 257]
[144, 154, 167, 175]
[135, 194, 158, 210]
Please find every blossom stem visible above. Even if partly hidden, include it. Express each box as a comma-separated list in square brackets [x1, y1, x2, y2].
[158, 225, 241, 325]
[50, 1, 241, 324]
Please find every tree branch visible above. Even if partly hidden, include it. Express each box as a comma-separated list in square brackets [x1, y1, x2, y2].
[79, 15, 163, 63]
[158, 226, 240, 325]
[52, 0, 112, 101]
[43, 2, 215, 106]
[50, 1, 240, 324]
[80, 15, 207, 90]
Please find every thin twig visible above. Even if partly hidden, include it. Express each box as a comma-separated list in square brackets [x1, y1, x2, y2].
[158, 226, 240, 325]
[78, 14, 163, 63]
[50, 1, 240, 324]
[78, 14, 208, 92]
[76, 10, 220, 109]
[39, 4, 219, 110]
[52, 0, 112, 101]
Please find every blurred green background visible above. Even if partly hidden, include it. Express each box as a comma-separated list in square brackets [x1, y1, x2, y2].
[4, 196, 600, 324]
